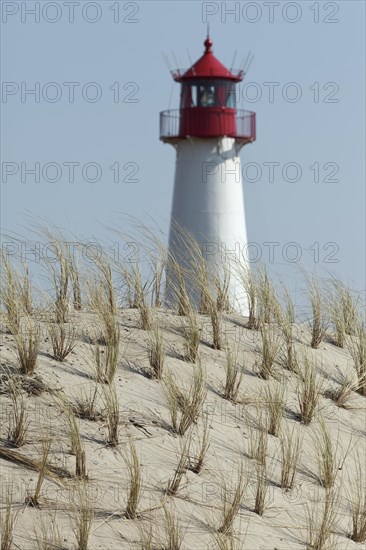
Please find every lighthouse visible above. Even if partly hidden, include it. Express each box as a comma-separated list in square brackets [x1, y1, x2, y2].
[160, 35, 256, 312]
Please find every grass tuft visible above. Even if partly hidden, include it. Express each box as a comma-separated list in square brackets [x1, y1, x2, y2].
[258, 323, 280, 380]
[25, 437, 51, 507]
[279, 424, 302, 490]
[103, 383, 120, 446]
[164, 361, 207, 436]
[182, 308, 201, 363]
[349, 321, 366, 396]
[13, 318, 40, 375]
[72, 482, 94, 550]
[48, 318, 76, 362]
[315, 418, 338, 489]
[123, 438, 142, 519]
[223, 346, 243, 403]
[0, 491, 17, 550]
[349, 458, 366, 542]
[217, 464, 246, 535]
[305, 488, 338, 550]
[7, 384, 28, 448]
[263, 381, 285, 437]
[297, 354, 323, 425]
[147, 321, 165, 379]
[306, 275, 328, 349]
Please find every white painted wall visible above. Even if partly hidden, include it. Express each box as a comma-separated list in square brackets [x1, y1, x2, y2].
[167, 136, 249, 313]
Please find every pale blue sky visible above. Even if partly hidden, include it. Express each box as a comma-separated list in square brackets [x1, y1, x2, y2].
[1, 0, 365, 296]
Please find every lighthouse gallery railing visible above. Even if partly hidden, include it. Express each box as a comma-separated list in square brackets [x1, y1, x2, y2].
[160, 108, 256, 142]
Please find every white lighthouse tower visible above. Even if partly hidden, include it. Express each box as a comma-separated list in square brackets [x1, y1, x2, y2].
[160, 36, 256, 312]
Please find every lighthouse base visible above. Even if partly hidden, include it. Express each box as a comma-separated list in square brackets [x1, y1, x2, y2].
[167, 136, 249, 315]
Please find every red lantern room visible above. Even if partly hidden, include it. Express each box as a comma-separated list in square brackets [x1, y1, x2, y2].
[160, 36, 256, 145]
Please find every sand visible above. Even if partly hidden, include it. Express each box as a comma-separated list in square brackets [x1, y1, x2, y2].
[1, 307, 365, 549]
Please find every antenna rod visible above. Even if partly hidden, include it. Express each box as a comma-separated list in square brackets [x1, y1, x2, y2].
[230, 50, 237, 71]
[172, 50, 179, 70]
[241, 51, 251, 72]
[244, 52, 254, 74]
[187, 49, 193, 67]
[162, 52, 172, 72]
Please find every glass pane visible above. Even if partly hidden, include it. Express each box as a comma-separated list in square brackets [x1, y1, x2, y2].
[191, 86, 197, 106]
[226, 84, 236, 108]
[199, 84, 216, 107]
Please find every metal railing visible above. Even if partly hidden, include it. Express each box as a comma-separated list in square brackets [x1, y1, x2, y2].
[171, 68, 245, 81]
[160, 109, 256, 142]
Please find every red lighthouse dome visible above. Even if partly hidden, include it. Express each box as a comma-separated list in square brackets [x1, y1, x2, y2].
[160, 36, 256, 144]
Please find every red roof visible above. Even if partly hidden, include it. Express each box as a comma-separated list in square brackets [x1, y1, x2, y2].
[173, 37, 243, 82]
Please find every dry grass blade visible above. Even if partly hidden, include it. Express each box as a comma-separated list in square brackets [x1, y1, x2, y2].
[223, 346, 243, 403]
[72, 482, 94, 550]
[257, 267, 279, 325]
[69, 251, 82, 311]
[238, 266, 259, 330]
[166, 435, 190, 496]
[92, 254, 116, 314]
[151, 256, 165, 308]
[0, 490, 17, 550]
[19, 262, 33, 315]
[341, 285, 359, 336]
[136, 520, 154, 550]
[305, 488, 339, 550]
[48, 318, 76, 362]
[161, 504, 184, 550]
[349, 321, 366, 396]
[279, 424, 302, 490]
[147, 322, 165, 379]
[279, 284, 298, 373]
[164, 361, 207, 436]
[87, 274, 121, 383]
[247, 408, 268, 465]
[328, 278, 359, 344]
[211, 530, 244, 550]
[208, 294, 222, 350]
[349, 458, 366, 542]
[0, 447, 71, 480]
[178, 279, 191, 317]
[217, 464, 246, 535]
[57, 395, 87, 478]
[315, 419, 338, 489]
[139, 292, 153, 330]
[13, 317, 40, 375]
[103, 383, 120, 446]
[33, 513, 63, 550]
[306, 275, 328, 349]
[25, 436, 51, 507]
[258, 323, 280, 380]
[182, 308, 201, 363]
[73, 385, 101, 421]
[42, 237, 71, 324]
[323, 368, 358, 409]
[297, 354, 323, 425]
[7, 383, 29, 447]
[123, 438, 143, 519]
[254, 459, 271, 516]
[0, 251, 21, 333]
[133, 522, 157, 550]
[90, 322, 121, 385]
[263, 381, 285, 437]
[215, 266, 231, 313]
[172, 262, 191, 317]
[187, 413, 210, 474]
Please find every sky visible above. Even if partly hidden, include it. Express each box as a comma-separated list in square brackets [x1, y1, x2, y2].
[1, 0, 365, 301]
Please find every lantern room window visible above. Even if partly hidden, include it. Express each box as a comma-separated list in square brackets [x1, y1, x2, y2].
[180, 80, 236, 109]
